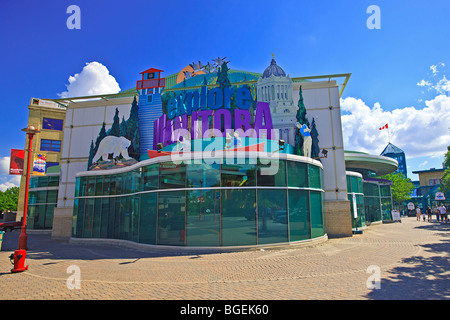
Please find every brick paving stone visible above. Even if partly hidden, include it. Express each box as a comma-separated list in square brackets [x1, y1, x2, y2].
[0, 217, 449, 301]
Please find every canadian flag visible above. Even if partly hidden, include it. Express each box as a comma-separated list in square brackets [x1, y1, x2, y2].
[379, 124, 388, 130]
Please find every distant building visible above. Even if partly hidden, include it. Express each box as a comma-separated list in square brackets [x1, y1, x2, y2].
[380, 143, 407, 178]
[411, 167, 448, 209]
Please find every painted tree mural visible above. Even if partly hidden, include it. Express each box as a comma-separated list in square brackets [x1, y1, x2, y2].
[87, 97, 141, 169]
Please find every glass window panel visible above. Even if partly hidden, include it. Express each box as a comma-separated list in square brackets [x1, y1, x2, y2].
[130, 170, 140, 193]
[287, 161, 308, 188]
[80, 177, 87, 197]
[364, 197, 381, 223]
[47, 190, 57, 204]
[221, 164, 255, 187]
[113, 197, 121, 238]
[310, 191, 325, 238]
[107, 197, 116, 238]
[308, 165, 321, 189]
[187, 163, 221, 188]
[116, 174, 123, 195]
[87, 177, 95, 196]
[363, 182, 379, 197]
[139, 193, 157, 245]
[288, 190, 310, 241]
[142, 164, 159, 191]
[119, 197, 131, 240]
[35, 205, 45, 229]
[28, 206, 36, 229]
[257, 159, 286, 187]
[44, 204, 55, 229]
[76, 198, 85, 238]
[131, 195, 140, 243]
[186, 190, 220, 246]
[160, 162, 186, 189]
[100, 198, 109, 238]
[83, 199, 94, 238]
[102, 175, 110, 195]
[380, 185, 391, 197]
[257, 189, 288, 244]
[91, 198, 101, 238]
[221, 189, 256, 246]
[72, 199, 78, 236]
[95, 176, 103, 195]
[43, 118, 64, 131]
[158, 191, 186, 246]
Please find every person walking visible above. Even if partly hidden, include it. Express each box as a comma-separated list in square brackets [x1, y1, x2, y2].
[416, 207, 421, 221]
[438, 204, 447, 223]
[434, 205, 440, 222]
[426, 206, 432, 222]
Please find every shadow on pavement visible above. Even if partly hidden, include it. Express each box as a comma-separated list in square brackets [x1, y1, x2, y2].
[366, 222, 450, 300]
[1, 230, 239, 261]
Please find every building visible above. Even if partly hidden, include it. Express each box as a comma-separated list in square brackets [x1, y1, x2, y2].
[412, 167, 448, 209]
[19, 56, 398, 249]
[16, 98, 66, 229]
[380, 142, 407, 178]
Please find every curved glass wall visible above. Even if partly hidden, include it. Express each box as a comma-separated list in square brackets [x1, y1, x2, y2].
[362, 180, 393, 223]
[73, 156, 325, 247]
[346, 173, 366, 229]
[27, 174, 59, 229]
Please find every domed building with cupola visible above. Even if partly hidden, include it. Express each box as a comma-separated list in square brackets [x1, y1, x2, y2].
[257, 55, 297, 145]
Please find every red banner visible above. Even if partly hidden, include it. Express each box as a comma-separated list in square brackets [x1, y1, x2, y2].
[9, 149, 25, 175]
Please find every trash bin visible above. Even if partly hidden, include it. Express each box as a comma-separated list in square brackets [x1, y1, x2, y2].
[0, 231, 4, 251]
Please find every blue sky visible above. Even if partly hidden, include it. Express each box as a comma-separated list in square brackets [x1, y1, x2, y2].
[1, 0, 449, 190]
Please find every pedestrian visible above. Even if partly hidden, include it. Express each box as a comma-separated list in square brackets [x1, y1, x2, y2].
[438, 204, 447, 223]
[434, 206, 440, 222]
[416, 207, 421, 221]
[426, 206, 432, 222]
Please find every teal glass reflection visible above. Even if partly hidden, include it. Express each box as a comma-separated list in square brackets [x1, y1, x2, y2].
[257, 189, 288, 244]
[187, 163, 220, 188]
[221, 164, 255, 187]
[186, 190, 220, 246]
[310, 191, 324, 238]
[140, 193, 157, 244]
[158, 191, 186, 246]
[288, 190, 310, 241]
[142, 164, 159, 191]
[221, 189, 256, 246]
[257, 159, 286, 186]
[287, 161, 308, 187]
[308, 165, 321, 189]
[160, 162, 186, 189]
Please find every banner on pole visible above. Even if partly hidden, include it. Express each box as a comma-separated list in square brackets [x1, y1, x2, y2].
[33, 153, 46, 176]
[9, 149, 25, 175]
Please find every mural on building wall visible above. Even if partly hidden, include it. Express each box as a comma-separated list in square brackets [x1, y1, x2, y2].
[87, 97, 140, 170]
[294, 86, 320, 159]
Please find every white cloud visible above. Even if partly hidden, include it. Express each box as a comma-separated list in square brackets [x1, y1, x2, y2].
[417, 79, 431, 87]
[419, 160, 428, 167]
[340, 95, 450, 159]
[58, 61, 121, 98]
[0, 157, 21, 191]
[433, 75, 450, 94]
[430, 62, 445, 76]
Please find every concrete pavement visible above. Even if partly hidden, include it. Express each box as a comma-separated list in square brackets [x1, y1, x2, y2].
[0, 216, 448, 300]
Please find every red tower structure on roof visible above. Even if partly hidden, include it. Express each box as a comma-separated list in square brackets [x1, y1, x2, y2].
[136, 68, 165, 90]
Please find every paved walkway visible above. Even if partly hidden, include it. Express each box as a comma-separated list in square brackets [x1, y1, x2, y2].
[0, 217, 448, 300]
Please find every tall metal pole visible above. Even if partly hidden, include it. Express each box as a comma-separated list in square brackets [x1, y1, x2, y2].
[18, 127, 39, 250]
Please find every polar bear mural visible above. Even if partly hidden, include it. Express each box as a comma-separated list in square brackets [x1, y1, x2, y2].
[92, 136, 132, 163]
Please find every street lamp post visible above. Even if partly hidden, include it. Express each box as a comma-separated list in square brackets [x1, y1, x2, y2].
[18, 125, 40, 250]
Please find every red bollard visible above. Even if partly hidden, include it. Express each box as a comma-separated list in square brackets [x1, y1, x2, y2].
[10, 250, 29, 273]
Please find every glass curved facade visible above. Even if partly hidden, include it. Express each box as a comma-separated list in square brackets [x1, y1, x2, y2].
[72, 156, 325, 247]
[346, 173, 366, 229]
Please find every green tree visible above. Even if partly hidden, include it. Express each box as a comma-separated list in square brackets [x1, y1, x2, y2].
[0, 186, 20, 211]
[379, 172, 415, 208]
[440, 145, 450, 194]
[109, 108, 121, 137]
[294, 86, 310, 156]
